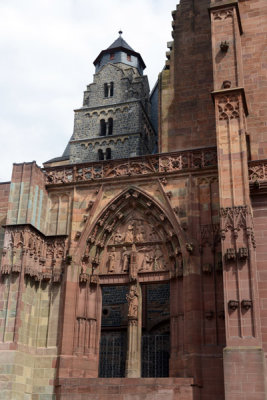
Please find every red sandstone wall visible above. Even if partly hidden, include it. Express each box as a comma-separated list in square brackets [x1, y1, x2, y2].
[0, 182, 10, 257]
[6, 162, 48, 233]
[239, 0, 267, 160]
[159, 0, 216, 152]
[56, 377, 194, 400]
[252, 195, 267, 351]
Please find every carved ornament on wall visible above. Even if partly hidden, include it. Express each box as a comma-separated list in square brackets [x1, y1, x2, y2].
[44, 148, 217, 185]
[213, 8, 233, 21]
[0, 225, 67, 283]
[218, 95, 240, 121]
[220, 206, 256, 247]
[79, 189, 182, 282]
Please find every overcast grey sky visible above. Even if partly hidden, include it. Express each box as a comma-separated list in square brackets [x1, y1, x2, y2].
[0, 0, 177, 182]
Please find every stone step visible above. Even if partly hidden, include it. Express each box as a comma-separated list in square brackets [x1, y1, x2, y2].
[57, 377, 194, 400]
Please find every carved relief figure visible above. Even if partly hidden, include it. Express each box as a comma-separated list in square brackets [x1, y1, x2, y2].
[149, 227, 158, 242]
[125, 224, 134, 243]
[136, 226, 146, 242]
[154, 246, 165, 271]
[139, 247, 154, 271]
[108, 247, 117, 273]
[112, 231, 125, 244]
[126, 284, 139, 319]
[122, 247, 130, 272]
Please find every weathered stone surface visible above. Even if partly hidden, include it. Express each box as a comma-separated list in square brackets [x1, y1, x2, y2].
[0, 1, 267, 399]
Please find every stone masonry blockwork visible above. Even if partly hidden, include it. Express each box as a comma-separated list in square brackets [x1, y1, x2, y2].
[1, 1, 267, 400]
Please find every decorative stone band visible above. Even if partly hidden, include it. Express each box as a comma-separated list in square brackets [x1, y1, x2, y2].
[249, 160, 267, 184]
[0, 224, 68, 282]
[44, 147, 218, 185]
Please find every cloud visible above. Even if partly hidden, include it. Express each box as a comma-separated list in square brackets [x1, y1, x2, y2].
[0, 0, 177, 181]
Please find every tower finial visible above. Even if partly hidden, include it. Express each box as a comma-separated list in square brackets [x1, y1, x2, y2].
[119, 30, 123, 36]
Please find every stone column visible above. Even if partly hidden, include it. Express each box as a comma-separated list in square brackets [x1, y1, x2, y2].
[125, 282, 142, 378]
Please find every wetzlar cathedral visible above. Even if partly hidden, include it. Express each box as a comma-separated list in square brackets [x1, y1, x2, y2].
[0, 1, 267, 399]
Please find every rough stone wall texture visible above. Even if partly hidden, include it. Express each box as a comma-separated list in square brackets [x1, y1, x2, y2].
[159, 0, 216, 152]
[70, 135, 142, 163]
[72, 102, 142, 141]
[68, 62, 155, 163]
[83, 63, 149, 110]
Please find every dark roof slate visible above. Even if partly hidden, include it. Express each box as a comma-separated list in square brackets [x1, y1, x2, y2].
[108, 37, 134, 51]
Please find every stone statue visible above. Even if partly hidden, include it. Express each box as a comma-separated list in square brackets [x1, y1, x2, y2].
[125, 224, 134, 243]
[154, 246, 165, 270]
[139, 247, 153, 271]
[136, 227, 146, 242]
[122, 247, 130, 272]
[108, 247, 117, 273]
[126, 284, 139, 319]
[149, 227, 158, 241]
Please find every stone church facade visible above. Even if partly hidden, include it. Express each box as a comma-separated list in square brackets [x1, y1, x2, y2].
[0, 1, 267, 399]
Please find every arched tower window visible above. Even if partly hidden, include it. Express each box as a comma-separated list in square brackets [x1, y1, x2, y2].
[98, 149, 104, 160]
[106, 148, 112, 160]
[104, 83, 109, 98]
[104, 82, 114, 98]
[108, 118, 113, 135]
[100, 119, 106, 136]
[110, 82, 114, 97]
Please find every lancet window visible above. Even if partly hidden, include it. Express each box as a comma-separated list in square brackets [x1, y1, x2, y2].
[100, 119, 106, 136]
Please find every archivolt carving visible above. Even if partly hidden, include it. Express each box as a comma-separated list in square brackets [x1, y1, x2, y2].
[79, 188, 183, 281]
[0, 225, 67, 282]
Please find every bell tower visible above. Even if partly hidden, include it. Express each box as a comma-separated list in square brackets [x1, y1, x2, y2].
[45, 33, 156, 166]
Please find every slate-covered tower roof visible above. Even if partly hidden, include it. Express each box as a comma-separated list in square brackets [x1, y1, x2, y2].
[93, 31, 146, 75]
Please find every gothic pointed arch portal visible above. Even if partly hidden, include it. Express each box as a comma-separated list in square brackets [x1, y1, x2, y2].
[76, 187, 184, 379]
[80, 187, 183, 280]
